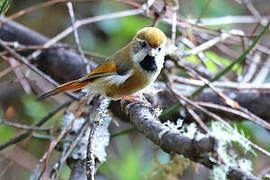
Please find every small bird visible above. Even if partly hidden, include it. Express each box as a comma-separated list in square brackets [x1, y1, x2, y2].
[37, 27, 167, 103]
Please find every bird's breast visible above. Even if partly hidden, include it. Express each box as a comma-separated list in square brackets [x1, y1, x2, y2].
[104, 67, 155, 97]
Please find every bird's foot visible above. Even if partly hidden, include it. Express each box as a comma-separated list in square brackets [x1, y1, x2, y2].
[120, 95, 151, 109]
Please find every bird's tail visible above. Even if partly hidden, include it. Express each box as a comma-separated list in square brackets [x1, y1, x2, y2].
[36, 80, 89, 100]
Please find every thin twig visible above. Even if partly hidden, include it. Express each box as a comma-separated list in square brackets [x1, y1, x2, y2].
[37, 98, 88, 180]
[190, 15, 269, 26]
[0, 0, 91, 26]
[257, 166, 270, 179]
[28, 8, 144, 60]
[86, 120, 98, 180]
[162, 72, 210, 133]
[242, 0, 262, 23]
[85, 98, 107, 180]
[196, 0, 213, 23]
[171, 75, 270, 90]
[0, 39, 80, 100]
[0, 119, 53, 131]
[0, 160, 13, 178]
[178, 62, 270, 130]
[50, 118, 89, 179]
[66, 2, 88, 71]
[171, 88, 270, 158]
[171, 11, 177, 45]
[0, 99, 73, 151]
[0, 0, 68, 26]
[1, 40, 68, 51]
[241, 52, 261, 83]
[252, 56, 270, 84]
[0, 62, 20, 79]
[195, 101, 253, 120]
[181, 37, 223, 68]
[185, 107, 209, 133]
[190, 19, 270, 98]
[113, 0, 141, 8]
[183, 31, 231, 56]
[5, 57, 32, 94]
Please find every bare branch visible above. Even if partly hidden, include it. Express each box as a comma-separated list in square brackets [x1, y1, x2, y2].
[29, 8, 144, 60]
[0, 39, 80, 100]
[0, 119, 53, 131]
[66, 2, 88, 70]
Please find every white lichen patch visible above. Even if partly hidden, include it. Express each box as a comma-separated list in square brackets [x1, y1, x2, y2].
[211, 121, 256, 157]
[62, 112, 75, 130]
[161, 119, 207, 141]
[210, 121, 256, 180]
[62, 112, 89, 160]
[163, 119, 184, 133]
[62, 98, 112, 163]
[211, 165, 229, 180]
[153, 106, 163, 117]
[92, 98, 112, 162]
[238, 158, 253, 172]
[183, 123, 197, 139]
[264, 173, 270, 179]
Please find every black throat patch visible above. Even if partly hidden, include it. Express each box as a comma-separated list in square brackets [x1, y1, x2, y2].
[139, 55, 157, 72]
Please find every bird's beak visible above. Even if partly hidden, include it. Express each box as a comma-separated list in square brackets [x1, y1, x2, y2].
[147, 48, 155, 57]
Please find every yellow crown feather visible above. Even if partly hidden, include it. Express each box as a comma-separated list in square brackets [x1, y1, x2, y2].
[135, 27, 167, 48]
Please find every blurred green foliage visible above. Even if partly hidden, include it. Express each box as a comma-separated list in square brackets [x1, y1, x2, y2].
[83, 2, 169, 57]
[21, 94, 51, 120]
[238, 121, 270, 151]
[185, 51, 242, 73]
[0, 0, 11, 15]
[205, 51, 242, 73]
[99, 140, 146, 180]
[0, 124, 15, 143]
[182, 0, 245, 18]
[146, 155, 190, 180]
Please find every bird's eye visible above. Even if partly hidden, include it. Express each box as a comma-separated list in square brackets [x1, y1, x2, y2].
[158, 47, 161, 51]
[141, 41, 147, 48]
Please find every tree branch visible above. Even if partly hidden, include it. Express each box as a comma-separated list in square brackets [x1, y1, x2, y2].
[125, 102, 218, 166]
[123, 102, 258, 180]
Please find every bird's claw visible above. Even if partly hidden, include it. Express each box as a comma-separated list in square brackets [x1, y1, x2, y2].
[120, 95, 152, 113]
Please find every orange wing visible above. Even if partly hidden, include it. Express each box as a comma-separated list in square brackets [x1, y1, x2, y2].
[37, 61, 117, 100]
[78, 61, 117, 82]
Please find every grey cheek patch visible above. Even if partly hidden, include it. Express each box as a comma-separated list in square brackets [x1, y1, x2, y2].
[132, 45, 139, 54]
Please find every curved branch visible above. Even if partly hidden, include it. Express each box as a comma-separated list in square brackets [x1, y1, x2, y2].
[124, 102, 258, 180]
[126, 103, 218, 166]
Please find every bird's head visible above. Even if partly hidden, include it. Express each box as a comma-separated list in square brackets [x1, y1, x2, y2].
[130, 27, 167, 73]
